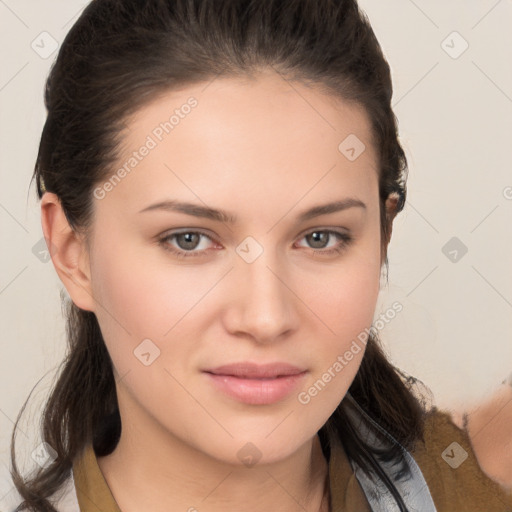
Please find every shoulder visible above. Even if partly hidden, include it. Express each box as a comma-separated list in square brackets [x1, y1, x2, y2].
[410, 401, 512, 511]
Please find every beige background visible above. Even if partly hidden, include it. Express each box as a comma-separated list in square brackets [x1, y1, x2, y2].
[1, 0, 511, 502]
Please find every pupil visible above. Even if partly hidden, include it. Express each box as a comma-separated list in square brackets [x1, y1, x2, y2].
[309, 232, 327, 249]
[179, 233, 199, 250]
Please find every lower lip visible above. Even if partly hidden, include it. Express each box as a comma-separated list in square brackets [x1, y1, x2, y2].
[204, 371, 307, 405]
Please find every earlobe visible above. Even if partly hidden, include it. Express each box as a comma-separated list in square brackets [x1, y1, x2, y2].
[381, 192, 400, 265]
[384, 191, 400, 234]
[40, 192, 96, 312]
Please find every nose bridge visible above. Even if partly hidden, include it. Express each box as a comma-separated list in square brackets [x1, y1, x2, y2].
[226, 236, 298, 342]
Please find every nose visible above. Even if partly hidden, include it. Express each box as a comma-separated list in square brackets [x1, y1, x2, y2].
[222, 247, 300, 345]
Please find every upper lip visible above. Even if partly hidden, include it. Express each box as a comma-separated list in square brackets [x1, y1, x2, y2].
[204, 362, 307, 379]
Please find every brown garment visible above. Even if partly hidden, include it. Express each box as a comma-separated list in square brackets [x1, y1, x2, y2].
[72, 408, 512, 511]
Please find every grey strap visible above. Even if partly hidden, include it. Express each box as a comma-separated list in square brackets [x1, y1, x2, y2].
[344, 394, 437, 512]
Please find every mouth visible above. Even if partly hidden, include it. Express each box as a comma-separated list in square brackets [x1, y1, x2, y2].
[203, 362, 307, 405]
[204, 362, 307, 379]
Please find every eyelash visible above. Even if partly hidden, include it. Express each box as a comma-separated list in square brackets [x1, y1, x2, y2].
[158, 229, 353, 259]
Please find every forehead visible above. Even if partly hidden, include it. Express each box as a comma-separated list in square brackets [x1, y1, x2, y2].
[98, 71, 379, 216]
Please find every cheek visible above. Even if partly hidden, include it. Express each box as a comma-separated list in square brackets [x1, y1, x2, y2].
[296, 232, 381, 400]
[305, 232, 382, 343]
[90, 231, 210, 337]
[88, 227, 195, 373]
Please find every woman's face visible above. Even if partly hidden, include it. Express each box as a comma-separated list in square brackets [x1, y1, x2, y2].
[84, 70, 383, 465]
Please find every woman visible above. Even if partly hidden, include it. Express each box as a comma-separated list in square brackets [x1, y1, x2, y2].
[5, 0, 512, 511]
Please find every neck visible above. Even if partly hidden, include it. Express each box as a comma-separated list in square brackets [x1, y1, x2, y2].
[97, 401, 330, 512]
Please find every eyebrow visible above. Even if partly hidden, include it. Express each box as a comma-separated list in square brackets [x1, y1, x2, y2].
[138, 197, 366, 224]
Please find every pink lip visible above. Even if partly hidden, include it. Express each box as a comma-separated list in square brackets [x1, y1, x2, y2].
[206, 362, 306, 378]
[203, 362, 307, 405]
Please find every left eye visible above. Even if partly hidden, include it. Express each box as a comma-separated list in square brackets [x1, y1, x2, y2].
[159, 231, 214, 257]
[295, 230, 350, 251]
[158, 229, 353, 259]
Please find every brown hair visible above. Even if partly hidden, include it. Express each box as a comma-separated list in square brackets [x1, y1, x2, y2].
[11, 1, 429, 510]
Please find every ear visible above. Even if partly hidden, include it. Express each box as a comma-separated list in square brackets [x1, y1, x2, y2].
[384, 191, 401, 244]
[40, 192, 96, 312]
[381, 191, 401, 266]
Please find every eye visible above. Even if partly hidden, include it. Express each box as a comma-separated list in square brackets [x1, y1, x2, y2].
[158, 230, 217, 259]
[295, 229, 353, 257]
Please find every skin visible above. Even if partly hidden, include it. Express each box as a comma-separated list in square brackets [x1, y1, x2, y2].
[41, 69, 399, 511]
[450, 382, 512, 492]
